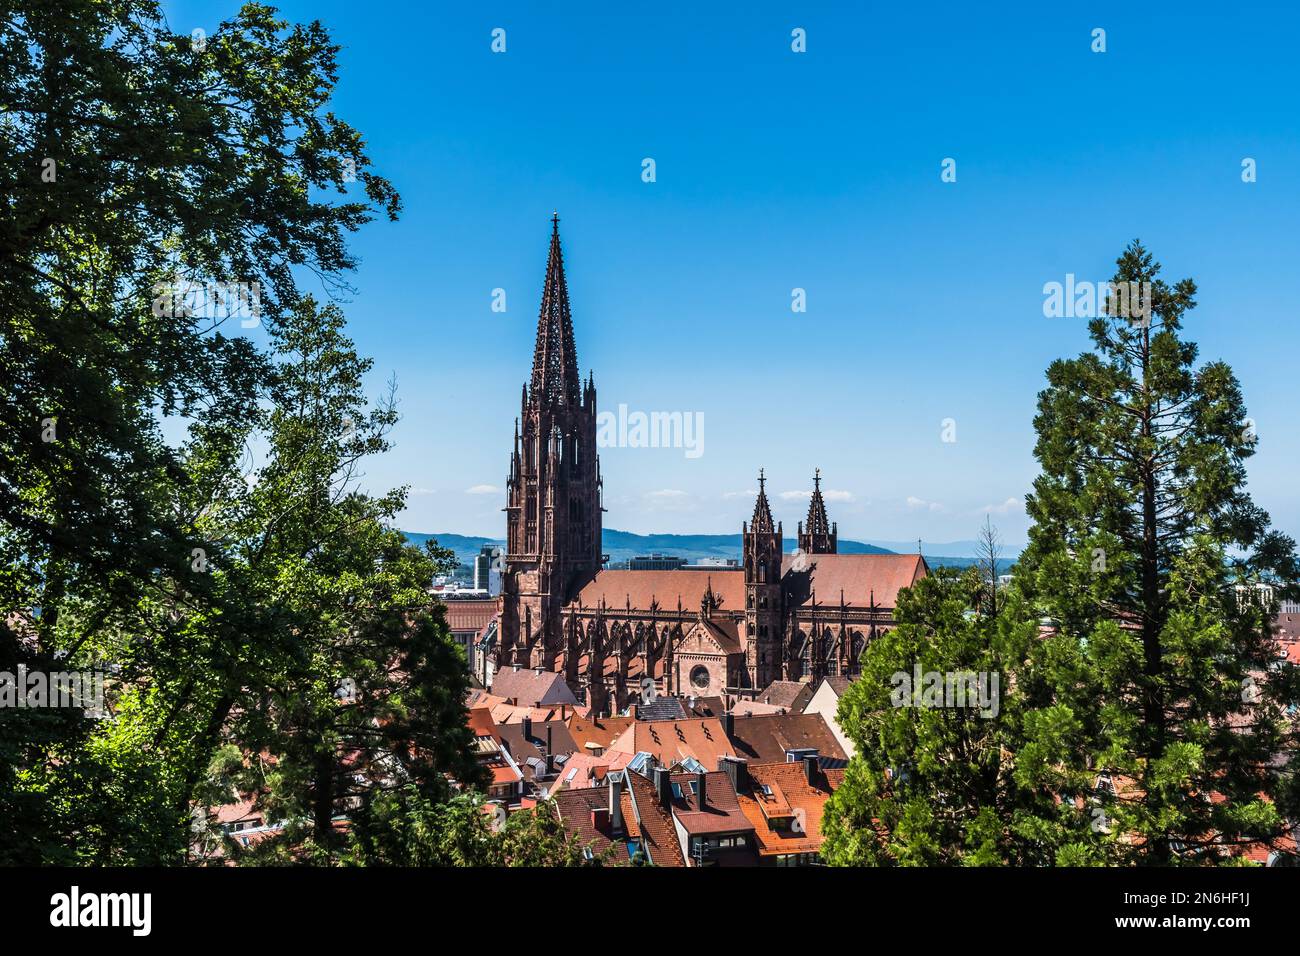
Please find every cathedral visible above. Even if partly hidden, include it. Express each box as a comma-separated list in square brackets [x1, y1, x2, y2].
[497, 218, 927, 714]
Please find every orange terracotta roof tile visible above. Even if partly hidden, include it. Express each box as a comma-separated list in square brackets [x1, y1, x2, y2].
[576, 570, 746, 614]
[781, 552, 926, 609]
[442, 598, 499, 633]
[736, 761, 843, 857]
[608, 718, 737, 770]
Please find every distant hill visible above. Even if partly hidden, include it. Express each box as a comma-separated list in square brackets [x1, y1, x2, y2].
[401, 528, 1002, 572]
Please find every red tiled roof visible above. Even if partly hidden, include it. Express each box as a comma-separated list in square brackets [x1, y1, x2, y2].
[756, 680, 815, 711]
[782, 552, 926, 609]
[626, 771, 686, 867]
[727, 713, 847, 762]
[551, 772, 683, 865]
[692, 618, 743, 655]
[442, 598, 499, 632]
[668, 771, 754, 836]
[608, 718, 737, 770]
[736, 761, 842, 856]
[567, 714, 635, 753]
[490, 666, 578, 706]
[575, 570, 746, 614]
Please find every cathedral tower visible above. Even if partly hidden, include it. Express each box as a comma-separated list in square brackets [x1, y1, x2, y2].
[797, 468, 838, 554]
[502, 216, 603, 668]
[743, 470, 784, 688]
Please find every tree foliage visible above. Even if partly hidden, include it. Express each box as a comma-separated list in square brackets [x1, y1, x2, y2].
[826, 242, 1300, 867]
[0, 2, 499, 866]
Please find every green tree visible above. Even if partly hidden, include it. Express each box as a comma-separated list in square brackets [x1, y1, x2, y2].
[825, 242, 1299, 867]
[822, 565, 1045, 865]
[180, 300, 485, 864]
[0, 1, 494, 866]
[1016, 240, 1299, 864]
[340, 788, 602, 867]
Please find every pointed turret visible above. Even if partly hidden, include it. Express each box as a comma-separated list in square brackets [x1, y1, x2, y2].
[797, 468, 838, 554]
[750, 468, 776, 535]
[530, 213, 581, 408]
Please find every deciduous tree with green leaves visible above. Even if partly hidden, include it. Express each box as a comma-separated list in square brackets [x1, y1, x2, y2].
[0, 1, 504, 867]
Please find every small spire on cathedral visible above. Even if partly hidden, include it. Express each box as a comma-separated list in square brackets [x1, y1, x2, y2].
[750, 467, 775, 534]
[799, 467, 836, 554]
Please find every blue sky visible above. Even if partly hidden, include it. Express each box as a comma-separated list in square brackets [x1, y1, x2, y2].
[165, 1, 1300, 547]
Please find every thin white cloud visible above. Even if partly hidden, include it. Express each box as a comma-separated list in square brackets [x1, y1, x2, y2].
[906, 495, 945, 513]
[723, 489, 757, 499]
[465, 484, 499, 495]
[409, 487, 437, 496]
[979, 496, 1023, 515]
[643, 489, 694, 511]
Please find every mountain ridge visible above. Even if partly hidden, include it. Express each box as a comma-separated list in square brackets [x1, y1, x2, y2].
[402, 529, 1015, 571]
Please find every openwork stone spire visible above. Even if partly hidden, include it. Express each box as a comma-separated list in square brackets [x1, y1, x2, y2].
[808, 469, 831, 535]
[530, 213, 581, 408]
[751, 468, 776, 535]
[798, 468, 838, 554]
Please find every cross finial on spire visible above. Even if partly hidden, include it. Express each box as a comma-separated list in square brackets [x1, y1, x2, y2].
[758, 467, 766, 489]
[551, 210, 559, 233]
[814, 467, 821, 489]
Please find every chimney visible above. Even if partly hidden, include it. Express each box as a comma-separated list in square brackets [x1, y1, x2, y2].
[610, 772, 625, 833]
[719, 755, 748, 793]
[722, 712, 734, 738]
[654, 767, 672, 807]
[545, 725, 555, 774]
[803, 754, 817, 784]
[522, 715, 532, 742]
[560, 704, 567, 721]
[696, 770, 707, 807]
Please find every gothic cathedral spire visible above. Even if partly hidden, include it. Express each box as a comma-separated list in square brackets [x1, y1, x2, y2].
[502, 217, 603, 672]
[530, 213, 582, 408]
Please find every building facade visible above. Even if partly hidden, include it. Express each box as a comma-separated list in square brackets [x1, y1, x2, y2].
[497, 220, 927, 713]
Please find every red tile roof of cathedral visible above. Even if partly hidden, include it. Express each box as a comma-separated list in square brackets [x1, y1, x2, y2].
[574, 569, 746, 613]
[781, 552, 926, 609]
[572, 552, 926, 615]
